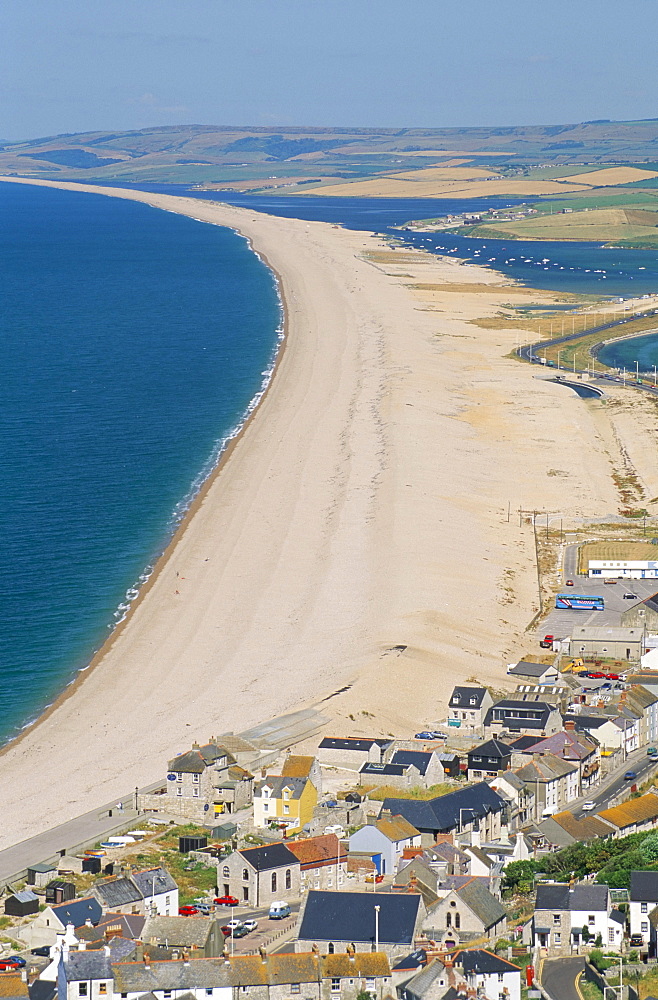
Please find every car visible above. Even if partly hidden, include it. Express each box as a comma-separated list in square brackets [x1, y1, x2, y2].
[605, 673, 620, 681]
[648, 747, 658, 756]
[540, 634, 554, 648]
[586, 671, 606, 679]
[623, 593, 637, 600]
[226, 919, 243, 930]
[365, 873, 384, 883]
[195, 904, 214, 916]
[630, 934, 644, 947]
[242, 919, 258, 932]
[604, 578, 617, 585]
[625, 770, 638, 780]
[0, 959, 23, 971]
[178, 905, 199, 916]
[232, 925, 249, 938]
[565, 579, 574, 586]
[31, 946, 52, 958]
[7, 957, 26, 968]
[414, 731, 435, 740]
[214, 895, 239, 907]
[429, 730, 447, 739]
[581, 801, 596, 812]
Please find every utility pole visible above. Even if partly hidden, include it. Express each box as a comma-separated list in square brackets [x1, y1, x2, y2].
[374, 905, 380, 953]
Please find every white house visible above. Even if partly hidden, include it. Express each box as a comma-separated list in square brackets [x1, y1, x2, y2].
[630, 871, 658, 946]
[534, 882, 624, 955]
[348, 816, 421, 875]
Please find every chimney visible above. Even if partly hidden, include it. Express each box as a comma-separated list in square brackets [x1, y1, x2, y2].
[312, 944, 320, 955]
[143, 952, 150, 969]
[346, 944, 355, 961]
[259, 946, 267, 963]
[183, 952, 190, 967]
[192, 741, 200, 749]
[564, 720, 576, 732]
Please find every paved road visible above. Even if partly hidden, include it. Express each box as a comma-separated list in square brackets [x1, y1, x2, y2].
[571, 745, 658, 819]
[542, 956, 585, 1000]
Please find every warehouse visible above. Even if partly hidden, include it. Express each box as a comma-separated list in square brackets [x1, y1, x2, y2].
[569, 626, 645, 662]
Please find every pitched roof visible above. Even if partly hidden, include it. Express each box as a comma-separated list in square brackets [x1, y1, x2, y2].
[131, 868, 178, 898]
[485, 701, 554, 728]
[254, 775, 307, 800]
[508, 661, 555, 678]
[549, 811, 613, 842]
[631, 871, 658, 901]
[0, 977, 28, 999]
[361, 763, 412, 777]
[468, 739, 512, 759]
[285, 834, 343, 869]
[142, 916, 213, 947]
[535, 882, 608, 911]
[375, 815, 421, 843]
[238, 843, 299, 872]
[598, 793, 658, 829]
[78, 913, 145, 942]
[380, 783, 505, 834]
[318, 738, 391, 752]
[402, 958, 446, 998]
[453, 879, 506, 929]
[523, 731, 596, 761]
[64, 951, 113, 982]
[94, 877, 143, 908]
[514, 753, 578, 783]
[51, 896, 103, 928]
[452, 948, 519, 974]
[281, 756, 315, 778]
[298, 890, 421, 945]
[449, 687, 488, 708]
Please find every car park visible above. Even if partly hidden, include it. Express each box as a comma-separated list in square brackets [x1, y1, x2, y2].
[242, 920, 258, 932]
[214, 895, 239, 907]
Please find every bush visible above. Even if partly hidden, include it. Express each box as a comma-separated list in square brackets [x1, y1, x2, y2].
[589, 949, 614, 973]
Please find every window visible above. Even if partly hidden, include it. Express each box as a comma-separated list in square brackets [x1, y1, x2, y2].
[286, 869, 291, 890]
[176, 772, 183, 782]
[642, 921, 649, 933]
[271, 872, 277, 892]
[446, 912, 452, 928]
[193, 788, 199, 798]
[455, 913, 460, 929]
[192, 773, 200, 783]
[177, 787, 182, 796]
[206, 991, 214, 996]
[79, 986, 87, 997]
[553, 933, 561, 946]
[291, 987, 300, 995]
[223, 865, 230, 878]
[331, 980, 340, 993]
[642, 902, 648, 914]
[99, 987, 107, 996]
[263, 802, 269, 812]
[328, 943, 335, 954]
[366, 980, 375, 991]
[588, 915, 595, 926]
[164, 992, 172, 999]
[283, 804, 290, 815]
[553, 914, 560, 926]
[608, 928, 615, 945]
[498, 975, 504, 984]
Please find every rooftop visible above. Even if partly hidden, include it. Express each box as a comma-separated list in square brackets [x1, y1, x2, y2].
[297, 890, 421, 945]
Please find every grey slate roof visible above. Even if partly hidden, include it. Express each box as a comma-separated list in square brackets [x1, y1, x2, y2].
[403, 958, 446, 999]
[391, 751, 433, 775]
[507, 661, 554, 678]
[94, 877, 143, 909]
[142, 915, 213, 947]
[319, 737, 391, 752]
[239, 843, 299, 872]
[485, 701, 553, 729]
[113, 960, 233, 993]
[11, 890, 39, 904]
[254, 775, 307, 800]
[380, 783, 505, 835]
[454, 880, 506, 929]
[64, 951, 113, 982]
[298, 890, 421, 945]
[535, 882, 608, 911]
[453, 949, 519, 974]
[449, 687, 488, 708]
[630, 871, 658, 902]
[52, 896, 103, 928]
[361, 763, 410, 777]
[131, 868, 178, 898]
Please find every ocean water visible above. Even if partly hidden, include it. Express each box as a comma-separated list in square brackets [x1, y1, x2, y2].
[598, 332, 658, 372]
[0, 182, 281, 744]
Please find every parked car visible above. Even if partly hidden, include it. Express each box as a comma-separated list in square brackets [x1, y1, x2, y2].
[630, 934, 644, 947]
[365, 873, 384, 883]
[586, 671, 606, 679]
[232, 925, 249, 938]
[178, 905, 199, 916]
[31, 947, 51, 958]
[581, 801, 596, 812]
[565, 579, 574, 586]
[214, 895, 239, 907]
[623, 593, 637, 600]
[625, 770, 638, 780]
[414, 731, 441, 740]
[6, 958, 26, 968]
[648, 747, 658, 756]
[605, 673, 620, 680]
[540, 634, 554, 648]
[604, 578, 617, 584]
[324, 825, 345, 837]
[226, 919, 243, 930]
[0, 959, 23, 971]
[243, 920, 258, 932]
[269, 901, 291, 919]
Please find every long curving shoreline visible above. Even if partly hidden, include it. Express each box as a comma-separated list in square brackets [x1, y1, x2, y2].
[0, 177, 650, 851]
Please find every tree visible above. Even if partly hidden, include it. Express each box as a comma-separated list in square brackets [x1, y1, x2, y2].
[641, 832, 658, 865]
[502, 860, 538, 894]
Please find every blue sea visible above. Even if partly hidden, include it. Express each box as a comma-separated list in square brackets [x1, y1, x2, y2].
[0, 182, 281, 744]
[2, 181, 658, 746]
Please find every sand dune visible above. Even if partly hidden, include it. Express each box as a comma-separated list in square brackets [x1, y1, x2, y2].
[0, 177, 647, 850]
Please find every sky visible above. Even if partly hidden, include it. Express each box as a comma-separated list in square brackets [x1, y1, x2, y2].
[2, 0, 658, 140]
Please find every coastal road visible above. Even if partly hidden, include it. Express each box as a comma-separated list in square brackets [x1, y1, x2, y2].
[541, 956, 585, 1000]
[570, 746, 658, 819]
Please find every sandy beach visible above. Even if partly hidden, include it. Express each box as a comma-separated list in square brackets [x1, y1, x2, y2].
[0, 176, 656, 851]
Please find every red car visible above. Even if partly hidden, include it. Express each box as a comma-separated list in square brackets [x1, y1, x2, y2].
[178, 905, 199, 916]
[0, 959, 22, 971]
[605, 673, 620, 680]
[565, 579, 574, 586]
[214, 895, 239, 907]
[586, 671, 606, 679]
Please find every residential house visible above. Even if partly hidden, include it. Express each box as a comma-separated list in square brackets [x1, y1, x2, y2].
[488, 772, 534, 829]
[23, 896, 103, 949]
[253, 775, 317, 834]
[450, 949, 521, 1000]
[514, 753, 579, 818]
[510, 726, 600, 794]
[359, 761, 427, 790]
[139, 915, 225, 958]
[380, 784, 506, 844]
[622, 591, 658, 630]
[623, 685, 658, 747]
[389, 750, 453, 786]
[93, 868, 178, 916]
[422, 878, 506, 949]
[507, 661, 559, 685]
[281, 755, 323, 796]
[537, 811, 612, 850]
[447, 687, 493, 732]
[630, 871, 658, 947]
[398, 952, 520, 1000]
[59, 950, 393, 1000]
[144, 741, 254, 822]
[533, 882, 624, 955]
[218, 843, 300, 906]
[295, 890, 426, 960]
[483, 700, 561, 739]
[349, 816, 422, 875]
[286, 834, 347, 893]
[597, 793, 658, 838]
[317, 738, 393, 772]
[466, 740, 512, 782]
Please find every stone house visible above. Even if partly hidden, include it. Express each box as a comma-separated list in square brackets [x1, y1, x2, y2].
[349, 816, 421, 875]
[388, 750, 454, 785]
[629, 871, 658, 948]
[218, 843, 301, 906]
[597, 792, 658, 838]
[285, 834, 347, 893]
[58, 949, 114, 1000]
[569, 626, 645, 663]
[533, 882, 624, 955]
[317, 738, 393, 772]
[507, 661, 559, 685]
[23, 896, 103, 950]
[295, 889, 425, 960]
[253, 775, 318, 834]
[447, 686, 494, 732]
[399, 951, 521, 1000]
[151, 741, 254, 822]
[511, 725, 601, 794]
[422, 878, 506, 949]
[484, 700, 562, 739]
[140, 915, 226, 958]
[93, 868, 178, 916]
[359, 761, 426, 790]
[514, 753, 579, 818]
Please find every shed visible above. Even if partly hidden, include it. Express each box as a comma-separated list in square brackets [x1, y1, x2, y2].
[179, 836, 207, 854]
[27, 863, 57, 887]
[45, 880, 76, 905]
[206, 823, 237, 840]
[5, 889, 40, 917]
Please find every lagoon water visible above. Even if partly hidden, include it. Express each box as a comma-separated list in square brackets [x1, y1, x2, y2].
[2, 180, 658, 745]
[0, 182, 280, 744]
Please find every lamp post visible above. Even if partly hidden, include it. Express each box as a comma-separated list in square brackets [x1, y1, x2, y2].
[374, 904, 380, 954]
[653, 365, 657, 388]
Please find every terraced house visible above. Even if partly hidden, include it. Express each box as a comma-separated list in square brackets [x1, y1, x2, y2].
[253, 775, 317, 834]
[158, 741, 254, 821]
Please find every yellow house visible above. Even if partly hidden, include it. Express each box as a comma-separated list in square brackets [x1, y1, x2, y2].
[253, 774, 318, 834]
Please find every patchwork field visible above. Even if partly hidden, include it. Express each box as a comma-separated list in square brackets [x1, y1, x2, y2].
[468, 206, 658, 243]
[561, 165, 658, 186]
[296, 170, 595, 199]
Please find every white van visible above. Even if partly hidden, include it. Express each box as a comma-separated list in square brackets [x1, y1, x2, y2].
[269, 901, 291, 919]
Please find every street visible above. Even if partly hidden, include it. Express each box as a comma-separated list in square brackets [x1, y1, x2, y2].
[541, 956, 585, 1000]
